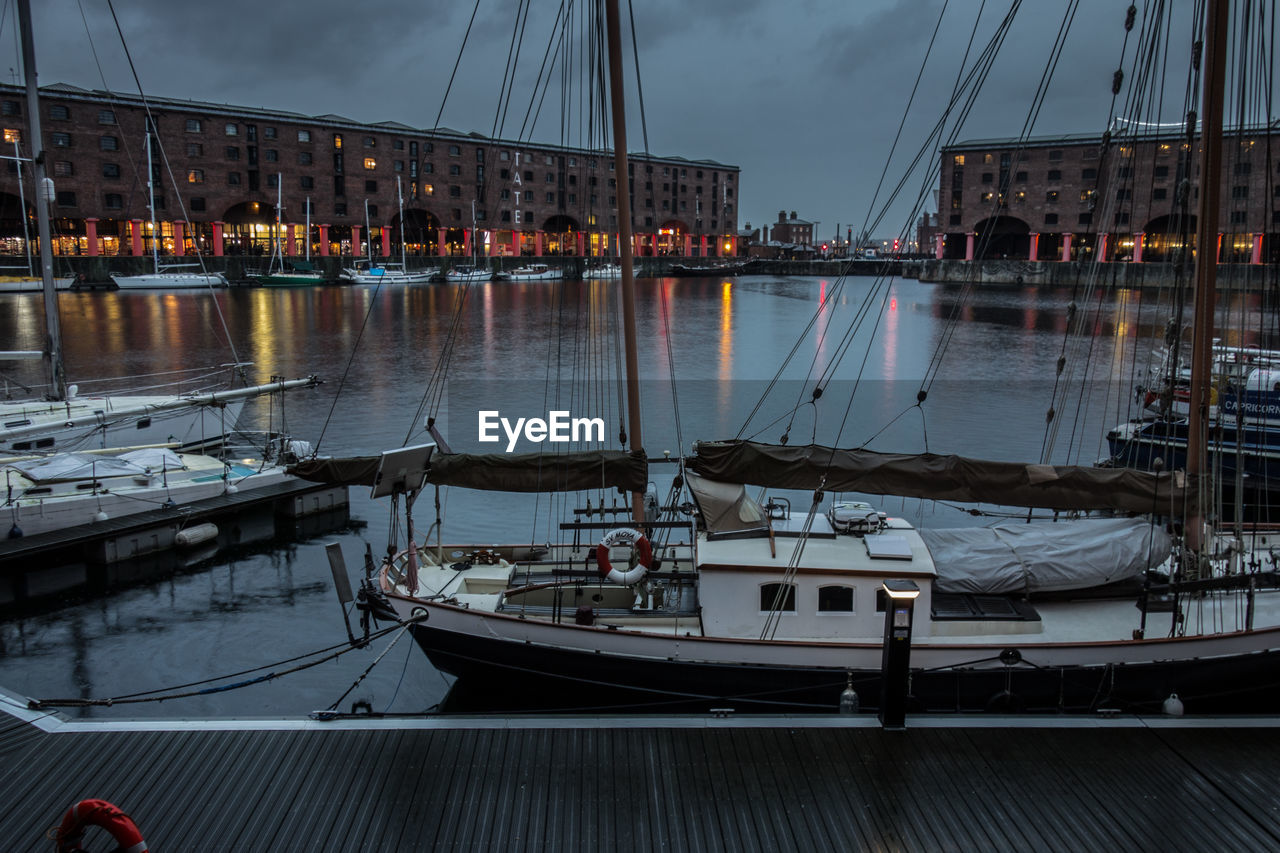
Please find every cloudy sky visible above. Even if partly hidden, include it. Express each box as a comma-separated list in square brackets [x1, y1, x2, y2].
[10, 0, 1207, 242]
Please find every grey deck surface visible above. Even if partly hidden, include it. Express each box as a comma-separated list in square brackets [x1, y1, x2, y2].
[2, 693, 1279, 852]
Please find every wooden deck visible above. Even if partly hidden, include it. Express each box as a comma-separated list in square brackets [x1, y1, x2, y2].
[2, 691, 1278, 851]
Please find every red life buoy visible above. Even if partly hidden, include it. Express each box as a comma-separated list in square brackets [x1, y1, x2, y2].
[53, 799, 147, 853]
[595, 527, 652, 585]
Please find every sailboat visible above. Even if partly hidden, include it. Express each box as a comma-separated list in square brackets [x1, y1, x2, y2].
[2, 0, 317, 456]
[300, 0, 1280, 715]
[340, 193, 434, 285]
[0, 141, 72, 293]
[256, 181, 327, 287]
[446, 201, 492, 283]
[109, 131, 227, 290]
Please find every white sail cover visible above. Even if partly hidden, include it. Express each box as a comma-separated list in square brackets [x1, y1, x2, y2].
[920, 518, 1171, 595]
[8, 448, 184, 483]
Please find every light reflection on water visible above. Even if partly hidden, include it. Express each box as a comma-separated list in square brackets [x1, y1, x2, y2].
[0, 275, 1271, 717]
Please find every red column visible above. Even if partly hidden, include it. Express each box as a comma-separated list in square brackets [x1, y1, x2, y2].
[1061, 233, 1072, 262]
[1133, 233, 1145, 263]
[318, 224, 330, 256]
[934, 234, 943, 260]
[287, 224, 296, 257]
[1098, 232, 1109, 262]
[699, 235, 708, 257]
[489, 231, 499, 257]
[1028, 232, 1039, 261]
[463, 228, 472, 258]
[130, 219, 144, 256]
[576, 231, 585, 256]
[729, 235, 738, 255]
[683, 234, 691, 256]
[85, 218, 99, 257]
[351, 224, 362, 258]
[381, 226, 391, 258]
[1252, 233, 1264, 265]
[534, 232, 543, 257]
[964, 232, 975, 261]
[172, 221, 185, 257]
[212, 221, 224, 257]
[437, 228, 447, 257]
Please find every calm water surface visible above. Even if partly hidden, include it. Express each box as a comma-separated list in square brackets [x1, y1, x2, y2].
[0, 274, 1269, 717]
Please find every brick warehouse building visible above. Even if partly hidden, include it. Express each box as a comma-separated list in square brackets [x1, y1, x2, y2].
[932, 126, 1280, 265]
[0, 83, 740, 262]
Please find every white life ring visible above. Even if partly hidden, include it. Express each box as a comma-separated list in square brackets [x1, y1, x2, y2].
[595, 527, 651, 585]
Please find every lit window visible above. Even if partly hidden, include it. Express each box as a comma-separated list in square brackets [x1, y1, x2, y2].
[364, 157, 376, 170]
[188, 169, 204, 183]
[953, 155, 965, 166]
[423, 184, 434, 196]
[333, 134, 343, 149]
[2, 128, 20, 144]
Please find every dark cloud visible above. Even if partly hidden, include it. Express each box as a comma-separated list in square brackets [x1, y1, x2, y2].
[11, 0, 1200, 242]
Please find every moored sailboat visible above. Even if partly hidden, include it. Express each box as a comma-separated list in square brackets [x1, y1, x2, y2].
[300, 0, 1280, 715]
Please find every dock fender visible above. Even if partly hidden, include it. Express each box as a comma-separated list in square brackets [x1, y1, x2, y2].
[596, 527, 651, 586]
[53, 798, 147, 853]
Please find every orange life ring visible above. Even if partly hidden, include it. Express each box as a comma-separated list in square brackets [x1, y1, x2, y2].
[595, 527, 651, 585]
[53, 799, 147, 853]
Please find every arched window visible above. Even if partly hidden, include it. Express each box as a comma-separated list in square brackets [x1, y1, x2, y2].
[817, 585, 854, 613]
[759, 583, 796, 613]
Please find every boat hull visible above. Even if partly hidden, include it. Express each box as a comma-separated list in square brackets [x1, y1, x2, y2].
[0, 276, 74, 293]
[0, 397, 245, 454]
[400, 597, 1280, 715]
[111, 272, 228, 289]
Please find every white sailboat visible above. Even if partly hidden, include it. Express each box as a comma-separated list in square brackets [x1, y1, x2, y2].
[340, 195, 434, 285]
[446, 202, 491, 283]
[109, 131, 227, 290]
[298, 0, 1280, 715]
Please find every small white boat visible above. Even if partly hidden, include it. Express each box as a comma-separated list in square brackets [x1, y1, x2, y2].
[0, 273, 74, 293]
[111, 267, 228, 290]
[584, 262, 622, 279]
[494, 263, 563, 281]
[2, 446, 295, 539]
[340, 262, 435, 285]
[445, 264, 492, 283]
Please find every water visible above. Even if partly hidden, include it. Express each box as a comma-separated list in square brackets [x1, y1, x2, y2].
[0, 275, 1267, 718]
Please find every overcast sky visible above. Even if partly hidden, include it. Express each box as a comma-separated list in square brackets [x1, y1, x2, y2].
[8, 0, 1215, 242]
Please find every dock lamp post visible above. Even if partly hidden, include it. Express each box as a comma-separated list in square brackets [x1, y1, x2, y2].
[880, 579, 920, 729]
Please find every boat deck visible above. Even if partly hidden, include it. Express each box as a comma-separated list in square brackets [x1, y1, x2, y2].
[2, 690, 1279, 851]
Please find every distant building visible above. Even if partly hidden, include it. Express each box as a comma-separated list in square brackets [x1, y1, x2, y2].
[770, 210, 814, 246]
[0, 83, 741, 259]
[936, 127, 1278, 263]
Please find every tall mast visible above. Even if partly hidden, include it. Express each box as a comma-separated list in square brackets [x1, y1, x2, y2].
[145, 129, 158, 274]
[305, 197, 311, 262]
[397, 176, 406, 267]
[1185, 0, 1229, 548]
[17, 0, 65, 400]
[604, 0, 644, 524]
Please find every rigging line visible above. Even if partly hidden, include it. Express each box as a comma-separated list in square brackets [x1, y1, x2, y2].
[315, 279, 387, 451]
[410, 280, 475, 440]
[625, 0, 650, 154]
[521, 0, 571, 141]
[101, 0, 241, 366]
[854, 0, 953, 245]
[433, 0, 483, 132]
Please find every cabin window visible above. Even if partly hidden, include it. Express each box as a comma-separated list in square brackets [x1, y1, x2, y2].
[817, 585, 854, 613]
[759, 583, 796, 613]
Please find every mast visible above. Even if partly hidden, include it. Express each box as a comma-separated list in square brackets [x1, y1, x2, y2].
[13, 140, 32, 276]
[397, 176, 406, 268]
[17, 0, 65, 400]
[274, 172, 282, 270]
[305, 197, 311, 262]
[363, 199, 372, 266]
[145, 129, 158, 274]
[1185, 0, 1229, 549]
[604, 0, 644, 524]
